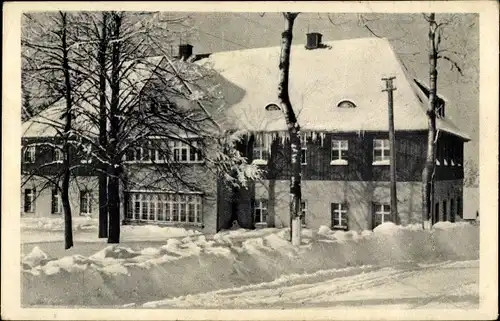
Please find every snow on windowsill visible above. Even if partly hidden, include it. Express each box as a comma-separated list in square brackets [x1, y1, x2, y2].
[124, 160, 204, 165]
[372, 160, 390, 166]
[252, 159, 268, 166]
[330, 159, 348, 166]
[254, 222, 268, 229]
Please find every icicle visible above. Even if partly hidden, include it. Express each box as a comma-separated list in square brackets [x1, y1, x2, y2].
[312, 131, 317, 142]
[266, 132, 272, 155]
[320, 132, 325, 147]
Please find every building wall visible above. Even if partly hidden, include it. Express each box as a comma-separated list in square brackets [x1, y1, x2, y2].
[243, 131, 465, 183]
[433, 179, 463, 222]
[21, 175, 99, 217]
[123, 164, 219, 233]
[254, 180, 423, 231]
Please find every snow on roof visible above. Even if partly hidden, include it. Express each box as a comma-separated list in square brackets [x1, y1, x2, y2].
[22, 56, 165, 138]
[200, 37, 470, 141]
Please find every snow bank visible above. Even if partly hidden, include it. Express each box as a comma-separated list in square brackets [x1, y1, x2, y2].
[22, 222, 479, 307]
[21, 216, 98, 232]
[22, 217, 203, 243]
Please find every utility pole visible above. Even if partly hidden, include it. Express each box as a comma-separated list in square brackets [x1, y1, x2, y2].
[382, 76, 398, 223]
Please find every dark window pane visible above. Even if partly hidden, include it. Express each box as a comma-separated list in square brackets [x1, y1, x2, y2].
[301, 149, 307, 164]
[134, 201, 140, 219]
[190, 148, 197, 161]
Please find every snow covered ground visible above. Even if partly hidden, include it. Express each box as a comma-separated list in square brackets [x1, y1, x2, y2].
[21, 218, 479, 308]
[143, 260, 479, 309]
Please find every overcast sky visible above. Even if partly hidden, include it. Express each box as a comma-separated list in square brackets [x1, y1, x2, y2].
[177, 12, 479, 164]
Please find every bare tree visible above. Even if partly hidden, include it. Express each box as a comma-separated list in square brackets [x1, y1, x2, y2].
[21, 11, 89, 249]
[421, 13, 465, 229]
[278, 12, 302, 245]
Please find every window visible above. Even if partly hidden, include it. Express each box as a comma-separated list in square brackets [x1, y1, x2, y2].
[373, 139, 390, 165]
[172, 140, 201, 163]
[373, 203, 391, 228]
[254, 199, 268, 226]
[127, 192, 202, 224]
[53, 147, 63, 162]
[24, 188, 36, 213]
[434, 202, 440, 223]
[252, 134, 269, 165]
[436, 101, 445, 118]
[80, 190, 93, 215]
[24, 146, 36, 163]
[337, 100, 356, 108]
[331, 203, 348, 230]
[443, 200, 448, 221]
[51, 188, 62, 214]
[331, 139, 348, 165]
[265, 103, 281, 111]
[301, 145, 307, 165]
[300, 200, 307, 226]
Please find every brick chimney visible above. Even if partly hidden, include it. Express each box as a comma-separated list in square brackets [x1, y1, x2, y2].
[305, 32, 323, 50]
[178, 44, 193, 60]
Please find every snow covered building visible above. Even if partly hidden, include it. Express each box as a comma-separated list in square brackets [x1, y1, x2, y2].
[208, 35, 470, 231]
[21, 35, 470, 233]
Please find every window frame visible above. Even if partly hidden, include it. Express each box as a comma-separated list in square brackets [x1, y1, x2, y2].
[126, 191, 203, 225]
[331, 139, 349, 165]
[373, 203, 392, 228]
[53, 147, 64, 163]
[252, 134, 269, 165]
[336, 100, 357, 108]
[24, 188, 36, 213]
[331, 202, 348, 230]
[80, 190, 93, 215]
[172, 140, 202, 164]
[372, 139, 390, 165]
[254, 199, 268, 226]
[24, 145, 36, 163]
[51, 188, 63, 214]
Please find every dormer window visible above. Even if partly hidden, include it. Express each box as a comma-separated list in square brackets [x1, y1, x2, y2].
[436, 101, 445, 118]
[265, 103, 281, 111]
[337, 100, 356, 108]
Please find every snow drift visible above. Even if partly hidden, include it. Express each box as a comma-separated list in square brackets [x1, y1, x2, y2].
[22, 222, 479, 307]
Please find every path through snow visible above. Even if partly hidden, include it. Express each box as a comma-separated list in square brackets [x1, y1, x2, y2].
[143, 260, 479, 309]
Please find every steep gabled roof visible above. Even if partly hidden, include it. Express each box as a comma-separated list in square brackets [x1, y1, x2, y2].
[22, 56, 165, 138]
[200, 37, 470, 141]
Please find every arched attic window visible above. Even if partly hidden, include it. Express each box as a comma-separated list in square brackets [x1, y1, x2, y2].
[265, 103, 281, 111]
[336, 100, 356, 108]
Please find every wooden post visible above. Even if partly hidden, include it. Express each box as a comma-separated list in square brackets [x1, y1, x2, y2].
[382, 77, 399, 223]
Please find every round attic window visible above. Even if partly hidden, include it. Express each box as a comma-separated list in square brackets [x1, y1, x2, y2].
[337, 100, 356, 108]
[265, 103, 281, 111]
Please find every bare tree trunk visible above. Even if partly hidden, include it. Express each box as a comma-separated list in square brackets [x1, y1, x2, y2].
[278, 12, 301, 245]
[422, 13, 438, 229]
[60, 11, 74, 249]
[98, 12, 109, 238]
[107, 12, 122, 244]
